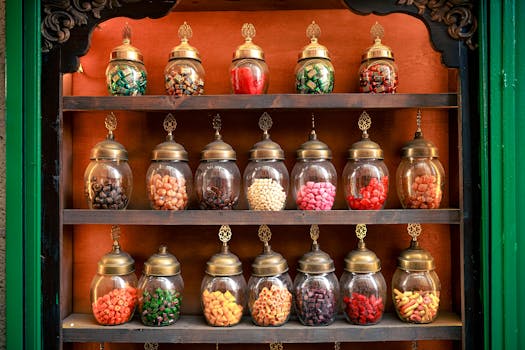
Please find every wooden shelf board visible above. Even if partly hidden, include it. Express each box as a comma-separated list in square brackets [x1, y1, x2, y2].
[62, 313, 462, 343]
[62, 94, 458, 112]
[63, 209, 461, 225]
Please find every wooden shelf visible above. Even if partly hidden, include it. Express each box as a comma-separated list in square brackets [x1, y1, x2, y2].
[63, 209, 461, 225]
[62, 313, 462, 343]
[62, 94, 458, 112]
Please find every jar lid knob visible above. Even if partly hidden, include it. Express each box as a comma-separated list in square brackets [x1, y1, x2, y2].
[122, 24, 132, 45]
[355, 223, 367, 249]
[178, 21, 193, 43]
[105, 112, 117, 140]
[270, 343, 283, 350]
[258, 224, 272, 253]
[111, 224, 121, 253]
[310, 224, 320, 244]
[358, 110, 371, 139]
[259, 112, 273, 140]
[218, 224, 232, 252]
[306, 21, 321, 44]
[415, 108, 423, 136]
[407, 223, 422, 241]
[309, 114, 318, 140]
[212, 114, 223, 141]
[163, 113, 177, 141]
[370, 21, 385, 44]
[242, 23, 256, 43]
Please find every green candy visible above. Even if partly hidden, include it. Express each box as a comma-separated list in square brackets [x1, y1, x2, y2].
[296, 62, 334, 94]
[140, 287, 182, 326]
[107, 63, 147, 96]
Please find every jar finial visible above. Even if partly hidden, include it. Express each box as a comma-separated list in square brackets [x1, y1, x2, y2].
[270, 343, 283, 350]
[309, 113, 318, 140]
[415, 108, 423, 136]
[355, 223, 367, 249]
[310, 224, 320, 249]
[163, 113, 177, 141]
[212, 114, 222, 140]
[370, 21, 385, 44]
[407, 223, 422, 241]
[218, 224, 232, 252]
[178, 21, 193, 44]
[105, 112, 117, 140]
[122, 23, 132, 45]
[111, 225, 121, 252]
[241, 23, 256, 43]
[258, 112, 273, 140]
[306, 21, 321, 44]
[258, 224, 272, 252]
[358, 110, 372, 139]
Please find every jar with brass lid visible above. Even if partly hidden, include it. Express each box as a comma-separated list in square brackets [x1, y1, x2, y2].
[84, 113, 132, 210]
[106, 24, 147, 96]
[396, 110, 445, 209]
[164, 22, 205, 96]
[230, 23, 269, 94]
[138, 245, 183, 326]
[146, 114, 192, 210]
[295, 21, 334, 94]
[342, 111, 389, 210]
[201, 225, 247, 327]
[291, 116, 337, 210]
[340, 224, 386, 325]
[244, 113, 289, 211]
[294, 225, 339, 326]
[248, 225, 293, 327]
[392, 224, 441, 323]
[195, 114, 240, 210]
[90, 225, 138, 326]
[358, 22, 398, 94]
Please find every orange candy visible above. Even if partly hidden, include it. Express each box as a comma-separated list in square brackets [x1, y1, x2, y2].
[92, 286, 137, 325]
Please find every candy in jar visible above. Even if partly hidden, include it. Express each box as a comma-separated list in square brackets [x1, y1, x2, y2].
[392, 224, 441, 323]
[164, 22, 205, 96]
[294, 225, 339, 326]
[358, 22, 398, 94]
[84, 113, 132, 210]
[340, 224, 386, 325]
[230, 23, 269, 94]
[396, 109, 445, 209]
[342, 111, 389, 210]
[295, 21, 334, 94]
[105, 24, 147, 96]
[248, 225, 293, 327]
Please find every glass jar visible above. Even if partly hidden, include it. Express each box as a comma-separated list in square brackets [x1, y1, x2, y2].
[146, 114, 192, 210]
[397, 110, 445, 209]
[248, 225, 293, 327]
[340, 224, 386, 325]
[295, 21, 334, 94]
[201, 225, 247, 327]
[230, 23, 269, 94]
[294, 225, 339, 326]
[84, 113, 132, 210]
[105, 24, 147, 96]
[164, 22, 205, 96]
[358, 22, 398, 94]
[244, 113, 289, 210]
[138, 245, 184, 326]
[392, 224, 441, 323]
[343, 111, 389, 210]
[195, 115, 240, 209]
[291, 117, 336, 210]
[90, 226, 138, 326]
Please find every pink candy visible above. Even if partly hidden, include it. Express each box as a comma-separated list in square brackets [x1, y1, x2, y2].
[296, 181, 336, 210]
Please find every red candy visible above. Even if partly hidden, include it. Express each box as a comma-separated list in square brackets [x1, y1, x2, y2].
[346, 176, 388, 210]
[230, 66, 266, 94]
[296, 181, 336, 210]
[343, 292, 384, 325]
[92, 286, 138, 325]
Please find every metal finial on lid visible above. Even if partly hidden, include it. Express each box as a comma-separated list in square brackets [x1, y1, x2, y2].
[348, 111, 383, 160]
[110, 24, 144, 63]
[259, 112, 273, 139]
[219, 224, 232, 246]
[397, 223, 436, 271]
[233, 23, 265, 61]
[151, 114, 188, 161]
[200, 114, 237, 161]
[407, 223, 422, 241]
[297, 224, 335, 274]
[299, 21, 330, 60]
[270, 343, 283, 350]
[111, 224, 121, 249]
[296, 114, 332, 160]
[206, 225, 243, 276]
[97, 225, 135, 275]
[163, 113, 177, 142]
[212, 114, 222, 139]
[169, 22, 202, 62]
[401, 109, 439, 158]
[252, 225, 289, 276]
[143, 244, 181, 276]
[178, 22, 193, 42]
[344, 224, 381, 273]
[249, 112, 284, 160]
[242, 23, 256, 42]
[105, 112, 117, 140]
[90, 113, 128, 160]
[310, 224, 320, 243]
[307, 21, 321, 42]
[370, 22, 385, 42]
[358, 111, 371, 139]
[362, 21, 394, 61]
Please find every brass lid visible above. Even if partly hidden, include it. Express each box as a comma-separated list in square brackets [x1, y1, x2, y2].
[361, 22, 395, 62]
[110, 24, 144, 63]
[298, 21, 330, 61]
[90, 113, 128, 161]
[206, 225, 243, 276]
[201, 114, 236, 161]
[233, 23, 265, 61]
[143, 245, 181, 276]
[401, 109, 439, 158]
[252, 225, 289, 277]
[249, 112, 285, 160]
[97, 225, 135, 275]
[297, 225, 335, 274]
[296, 115, 332, 160]
[397, 224, 436, 271]
[348, 111, 383, 160]
[344, 224, 381, 273]
[151, 114, 189, 161]
[168, 22, 202, 62]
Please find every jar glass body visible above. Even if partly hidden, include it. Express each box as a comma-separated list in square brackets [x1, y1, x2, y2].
[291, 159, 337, 210]
[396, 157, 445, 209]
[137, 274, 184, 326]
[106, 59, 147, 96]
[342, 159, 389, 210]
[164, 58, 205, 96]
[90, 272, 138, 325]
[200, 274, 247, 327]
[248, 273, 293, 326]
[358, 58, 398, 93]
[392, 268, 441, 323]
[340, 271, 387, 325]
[293, 271, 339, 326]
[243, 160, 289, 210]
[84, 159, 133, 209]
[295, 58, 334, 94]
[230, 58, 269, 94]
[195, 160, 241, 210]
[146, 160, 192, 210]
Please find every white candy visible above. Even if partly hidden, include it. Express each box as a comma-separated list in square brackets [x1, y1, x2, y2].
[247, 178, 287, 211]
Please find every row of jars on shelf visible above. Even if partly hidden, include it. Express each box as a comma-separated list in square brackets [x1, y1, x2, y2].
[91, 224, 440, 328]
[84, 111, 445, 211]
[105, 21, 397, 96]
